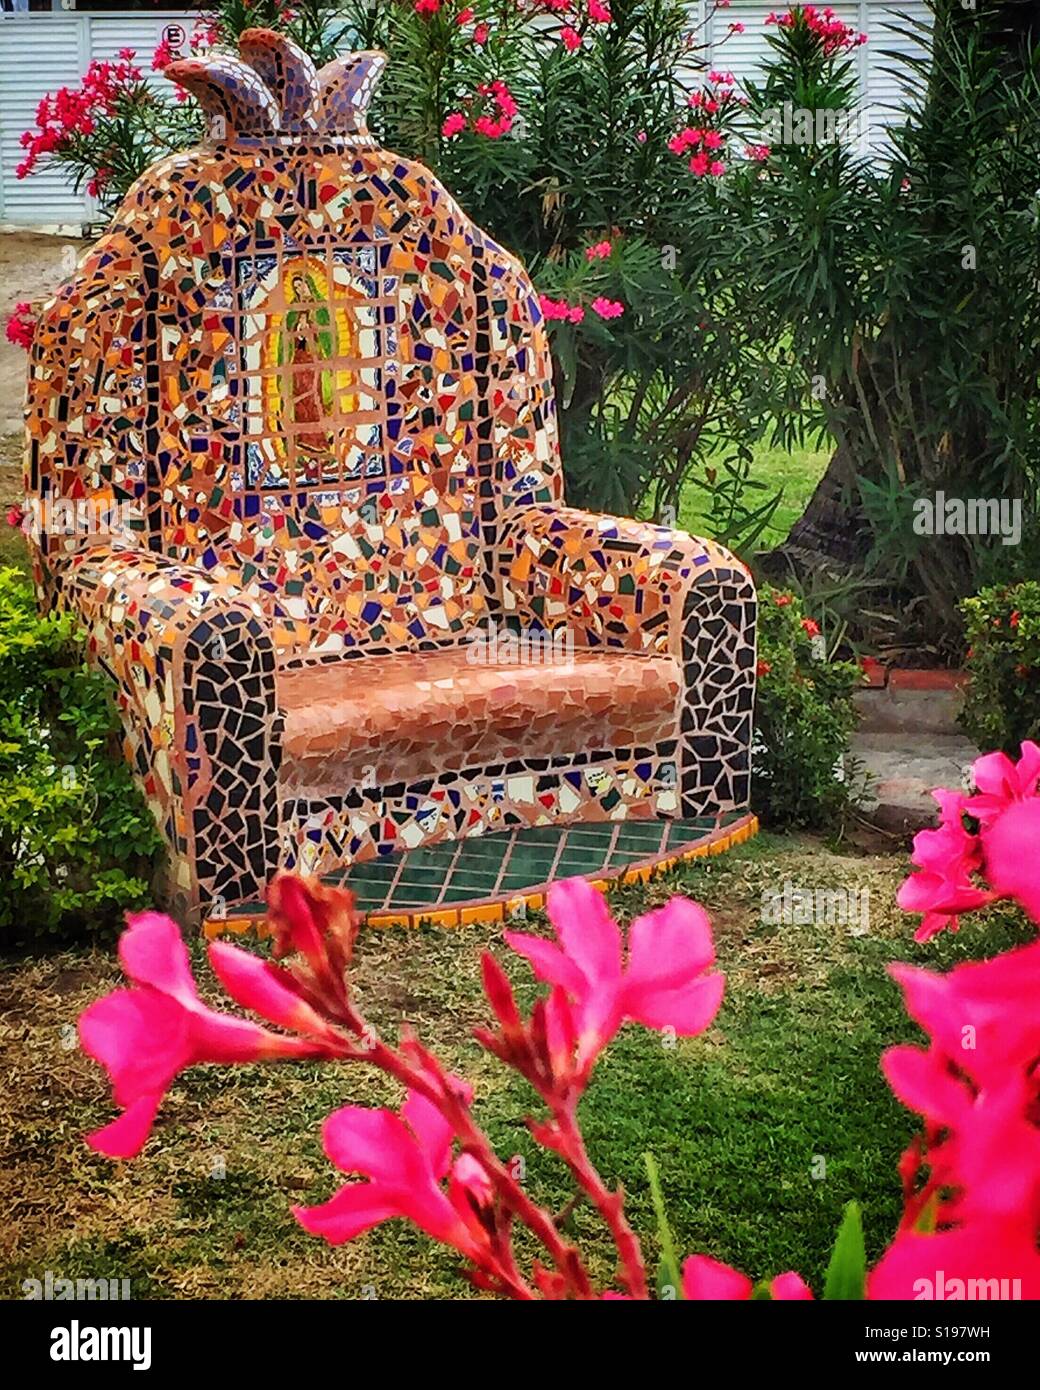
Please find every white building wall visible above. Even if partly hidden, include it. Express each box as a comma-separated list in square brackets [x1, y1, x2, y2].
[0, 5, 932, 231]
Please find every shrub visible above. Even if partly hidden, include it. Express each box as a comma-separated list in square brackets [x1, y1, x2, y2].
[347, 0, 798, 526]
[16, 48, 203, 217]
[960, 582, 1040, 753]
[736, 2, 1040, 647]
[0, 568, 164, 949]
[753, 583, 862, 830]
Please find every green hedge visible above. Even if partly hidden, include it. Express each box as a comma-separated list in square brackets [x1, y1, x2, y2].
[0, 568, 163, 949]
[961, 581, 1040, 753]
[753, 585, 862, 830]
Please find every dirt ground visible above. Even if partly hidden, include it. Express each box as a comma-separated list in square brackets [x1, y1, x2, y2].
[1, 232, 86, 496]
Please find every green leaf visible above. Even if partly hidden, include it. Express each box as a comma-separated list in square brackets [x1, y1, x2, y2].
[644, 1151, 683, 1301]
[823, 1200, 866, 1300]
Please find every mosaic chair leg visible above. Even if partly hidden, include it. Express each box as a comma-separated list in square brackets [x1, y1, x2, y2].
[57, 550, 281, 928]
[179, 610, 282, 926]
[679, 567, 758, 817]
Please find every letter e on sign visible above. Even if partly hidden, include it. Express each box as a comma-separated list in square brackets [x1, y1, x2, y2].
[164, 24, 186, 50]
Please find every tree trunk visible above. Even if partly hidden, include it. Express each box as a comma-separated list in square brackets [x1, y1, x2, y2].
[757, 440, 870, 585]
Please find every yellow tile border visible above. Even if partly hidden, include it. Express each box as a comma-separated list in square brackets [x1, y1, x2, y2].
[202, 814, 759, 938]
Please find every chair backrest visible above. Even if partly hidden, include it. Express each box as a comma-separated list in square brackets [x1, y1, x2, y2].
[24, 29, 562, 660]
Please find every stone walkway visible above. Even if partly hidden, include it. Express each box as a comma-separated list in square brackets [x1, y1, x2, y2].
[852, 672, 978, 833]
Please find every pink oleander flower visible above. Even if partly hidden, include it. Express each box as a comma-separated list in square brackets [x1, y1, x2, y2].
[469, 78, 517, 138]
[293, 1087, 491, 1263]
[869, 1224, 1040, 1300]
[887, 942, 1040, 1116]
[590, 296, 624, 319]
[473, 22, 490, 45]
[896, 789, 995, 942]
[561, 26, 582, 51]
[414, 0, 441, 14]
[728, 21, 745, 32]
[190, 21, 221, 53]
[746, 143, 771, 162]
[800, 617, 820, 638]
[588, 0, 612, 21]
[538, 295, 584, 323]
[979, 798, 1040, 920]
[585, 240, 612, 260]
[505, 879, 723, 1081]
[689, 152, 710, 177]
[86, 167, 111, 199]
[457, 5, 474, 21]
[884, 942, 1040, 1223]
[897, 742, 1040, 939]
[768, 5, 865, 55]
[963, 740, 1040, 921]
[703, 130, 724, 150]
[491, 81, 518, 118]
[874, 940, 1040, 1297]
[669, 127, 703, 155]
[964, 741, 1040, 823]
[474, 114, 512, 138]
[442, 111, 467, 138]
[78, 912, 336, 1158]
[5, 302, 35, 351]
[682, 1255, 813, 1300]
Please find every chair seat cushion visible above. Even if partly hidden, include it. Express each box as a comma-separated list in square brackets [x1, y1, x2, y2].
[276, 645, 680, 789]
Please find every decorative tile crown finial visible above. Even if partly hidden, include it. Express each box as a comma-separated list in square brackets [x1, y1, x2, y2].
[164, 27, 386, 143]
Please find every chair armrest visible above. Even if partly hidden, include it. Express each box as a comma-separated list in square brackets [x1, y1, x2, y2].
[65, 546, 267, 654]
[495, 506, 758, 814]
[62, 547, 281, 918]
[495, 504, 749, 657]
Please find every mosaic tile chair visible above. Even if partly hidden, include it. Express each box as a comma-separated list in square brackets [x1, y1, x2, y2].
[24, 30, 757, 921]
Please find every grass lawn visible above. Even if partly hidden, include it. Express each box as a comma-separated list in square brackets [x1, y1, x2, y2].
[677, 443, 830, 549]
[2, 830, 1032, 1300]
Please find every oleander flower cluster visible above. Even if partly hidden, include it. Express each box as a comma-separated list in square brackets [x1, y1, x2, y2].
[77, 743, 1040, 1296]
[897, 741, 1040, 941]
